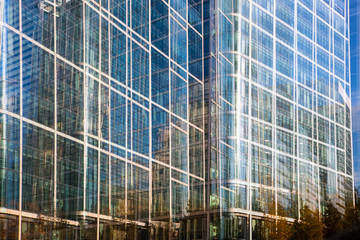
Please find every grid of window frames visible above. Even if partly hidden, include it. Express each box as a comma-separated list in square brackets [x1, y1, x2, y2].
[0, 0, 355, 239]
[0, 0, 205, 238]
[230, 0, 354, 239]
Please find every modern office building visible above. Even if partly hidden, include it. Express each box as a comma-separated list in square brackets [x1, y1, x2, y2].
[0, 0, 354, 239]
[350, 0, 360, 188]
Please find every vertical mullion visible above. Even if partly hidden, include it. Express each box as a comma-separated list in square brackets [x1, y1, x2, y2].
[168, 1, 172, 235]
[97, 10, 102, 240]
[18, 0, 23, 238]
[148, 0, 152, 225]
[273, 0, 278, 220]
[54, 0, 58, 220]
[107, 0, 112, 218]
[248, 1, 253, 239]
[82, 0, 88, 223]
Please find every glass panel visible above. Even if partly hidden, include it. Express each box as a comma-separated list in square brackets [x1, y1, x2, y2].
[127, 165, 149, 220]
[22, 0, 54, 50]
[57, 136, 84, 218]
[57, 59, 84, 140]
[0, 114, 20, 210]
[0, 28, 20, 114]
[152, 162, 170, 218]
[22, 38, 55, 128]
[171, 126, 188, 171]
[22, 122, 54, 215]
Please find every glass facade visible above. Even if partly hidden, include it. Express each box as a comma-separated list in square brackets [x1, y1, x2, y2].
[0, 0, 354, 239]
[350, 0, 360, 187]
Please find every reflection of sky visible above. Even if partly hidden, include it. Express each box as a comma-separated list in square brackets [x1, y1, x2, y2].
[350, 0, 360, 187]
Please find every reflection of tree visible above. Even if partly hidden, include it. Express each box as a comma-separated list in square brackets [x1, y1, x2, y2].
[292, 205, 324, 240]
[344, 205, 360, 228]
[342, 187, 360, 230]
[267, 206, 293, 240]
[254, 200, 292, 240]
[252, 218, 274, 240]
[322, 202, 343, 238]
[0, 214, 18, 240]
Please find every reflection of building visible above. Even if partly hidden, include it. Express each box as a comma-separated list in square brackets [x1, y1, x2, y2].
[0, 0, 355, 239]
